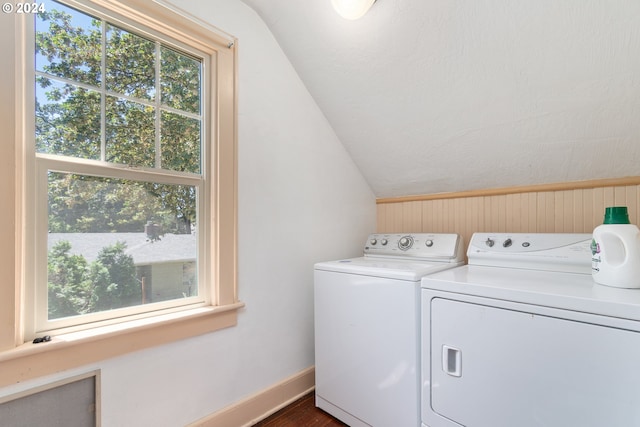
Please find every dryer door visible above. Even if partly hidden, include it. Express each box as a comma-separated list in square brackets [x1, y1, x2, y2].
[427, 297, 640, 427]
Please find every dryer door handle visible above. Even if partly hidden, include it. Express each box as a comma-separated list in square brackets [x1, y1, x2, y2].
[442, 345, 462, 377]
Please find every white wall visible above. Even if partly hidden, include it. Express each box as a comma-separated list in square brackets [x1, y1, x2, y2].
[0, 1, 376, 425]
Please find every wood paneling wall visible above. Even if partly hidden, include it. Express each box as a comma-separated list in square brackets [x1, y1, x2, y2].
[376, 178, 640, 250]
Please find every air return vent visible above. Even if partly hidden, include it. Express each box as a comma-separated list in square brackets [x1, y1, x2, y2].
[0, 371, 99, 426]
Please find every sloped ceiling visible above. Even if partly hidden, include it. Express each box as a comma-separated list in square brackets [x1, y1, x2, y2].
[239, 0, 640, 198]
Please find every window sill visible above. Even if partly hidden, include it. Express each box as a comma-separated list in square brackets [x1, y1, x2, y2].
[0, 302, 244, 388]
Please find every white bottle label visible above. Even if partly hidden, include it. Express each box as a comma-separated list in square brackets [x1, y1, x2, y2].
[591, 238, 601, 274]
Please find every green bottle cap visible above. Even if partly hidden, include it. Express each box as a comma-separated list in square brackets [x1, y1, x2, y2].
[603, 206, 630, 224]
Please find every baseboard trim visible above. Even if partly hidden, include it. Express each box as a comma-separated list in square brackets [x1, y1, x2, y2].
[188, 366, 315, 427]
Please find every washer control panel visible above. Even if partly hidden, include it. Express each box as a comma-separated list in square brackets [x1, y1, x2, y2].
[364, 233, 463, 261]
[468, 233, 592, 273]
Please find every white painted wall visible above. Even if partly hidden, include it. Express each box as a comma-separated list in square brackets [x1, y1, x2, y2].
[0, 1, 376, 425]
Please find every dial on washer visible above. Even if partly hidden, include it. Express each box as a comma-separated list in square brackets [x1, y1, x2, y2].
[398, 236, 414, 250]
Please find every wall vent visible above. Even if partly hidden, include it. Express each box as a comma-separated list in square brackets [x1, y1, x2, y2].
[0, 370, 100, 427]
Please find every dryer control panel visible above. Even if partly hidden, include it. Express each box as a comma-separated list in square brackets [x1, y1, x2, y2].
[467, 232, 592, 274]
[364, 233, 463, 262]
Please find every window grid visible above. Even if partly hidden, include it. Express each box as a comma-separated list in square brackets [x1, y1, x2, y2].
[34, 1, 206, 180]
[32, 0, 210, 335]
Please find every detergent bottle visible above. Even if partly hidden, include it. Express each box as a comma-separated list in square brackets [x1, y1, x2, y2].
[591, 206, 640, 288]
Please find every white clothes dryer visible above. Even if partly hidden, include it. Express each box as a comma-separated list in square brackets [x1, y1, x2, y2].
[314, 233, 464, 427]
[421, 233, 640, 427]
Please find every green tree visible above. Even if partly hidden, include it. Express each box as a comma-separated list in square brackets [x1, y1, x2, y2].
[48, 241, 141, 318]
[36, 4, 200, 235]
[90, 242, 141, 311]
[48, 240, 91, 319]
[47, 172, 178, 233]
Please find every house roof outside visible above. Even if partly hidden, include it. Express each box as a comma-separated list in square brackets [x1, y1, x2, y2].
[48, 233, 197, 265]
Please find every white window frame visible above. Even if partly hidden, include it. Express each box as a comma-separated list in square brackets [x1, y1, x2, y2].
[29, 1, 212, 335]
[0, 0, 239, 387]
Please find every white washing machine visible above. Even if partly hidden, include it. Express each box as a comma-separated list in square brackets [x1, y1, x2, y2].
[421, 233, 640, 427]
[315, 233, 464, 427]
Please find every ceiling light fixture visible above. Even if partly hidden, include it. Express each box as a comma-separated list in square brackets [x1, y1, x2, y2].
[331, 0, 377, 20]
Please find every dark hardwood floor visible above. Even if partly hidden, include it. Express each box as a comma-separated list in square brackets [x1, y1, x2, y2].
[252, 392, 348, 427]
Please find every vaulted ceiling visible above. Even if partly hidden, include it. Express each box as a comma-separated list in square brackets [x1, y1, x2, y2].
[239, 0, 640, 198]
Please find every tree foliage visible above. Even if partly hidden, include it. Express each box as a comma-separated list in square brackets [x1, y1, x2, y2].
[48, 241, 141, 318]
[36, 4, 202, 235]
[47, 240, 90, 318]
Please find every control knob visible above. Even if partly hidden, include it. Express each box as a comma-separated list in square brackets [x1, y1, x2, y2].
[425, 239, 434, 247]
[398, 236, 414, 250]
[485, 238, 495, 247]
[370, 238, 377, 245]
[503, 238, 513, 248]
[381, 239, 388, 245]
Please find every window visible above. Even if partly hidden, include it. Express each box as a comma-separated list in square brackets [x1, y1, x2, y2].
[31, 0, 209, 334]
[0, 0, 238, 383]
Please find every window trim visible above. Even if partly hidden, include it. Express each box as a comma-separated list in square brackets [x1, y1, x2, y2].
[0, 0, 239, 388]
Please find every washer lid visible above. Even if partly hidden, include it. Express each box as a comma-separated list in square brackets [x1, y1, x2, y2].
[315, 257, 464, 281]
